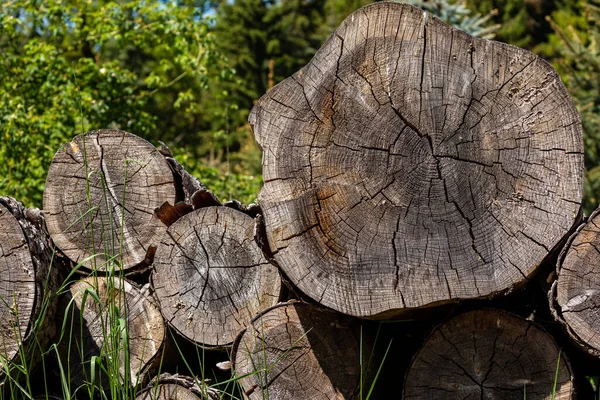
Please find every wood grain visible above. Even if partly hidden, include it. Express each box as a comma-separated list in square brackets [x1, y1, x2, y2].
[251, 2, 583, 317]
[552, 206, 600, 356]
[60, 276, 165, 388]
[44, 129, 175, 272]
[232, 301, 362, 400]
[0, 202, 37, 364]
[403, 309, 573, 399]
[152, 206, 281, 348]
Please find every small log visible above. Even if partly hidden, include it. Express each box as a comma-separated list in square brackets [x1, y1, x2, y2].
[551, 206, 600, 356]
[232, 301, 363, 400]
[403, 309, 573, 399]
[152, 206, 281, 348]
[250, 2, 583, 317]
[136, 373, 220, 400]
[44, 129, 175, 273]
[59, 276, 165, 389]
[0, 196, 58, 382]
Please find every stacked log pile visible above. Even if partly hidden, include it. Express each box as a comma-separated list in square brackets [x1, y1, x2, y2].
[2, 2, 600, 399]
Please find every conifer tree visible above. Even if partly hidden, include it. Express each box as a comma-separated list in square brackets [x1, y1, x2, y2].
[549, 0, 600, 211]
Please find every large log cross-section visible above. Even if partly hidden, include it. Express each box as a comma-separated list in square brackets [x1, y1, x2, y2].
[251, 3, 583, 317]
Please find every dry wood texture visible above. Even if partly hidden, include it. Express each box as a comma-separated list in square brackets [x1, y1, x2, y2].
[403, 309, 573, 399]
[551, 206, 600, 356]
[59, 276, 165, 388]
[0, 197, 57, 380]
[232, 301, 362, 400]
[0, 202, 37, 363]
[44, 129, 175, 272]
[250, 2, 583, 317]
[152, 206, 281, 348]
[136, 373, 220, 400]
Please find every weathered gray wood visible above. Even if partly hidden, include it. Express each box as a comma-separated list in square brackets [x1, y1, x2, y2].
[250, 2, 583, 317]
[232, 301, 363, 400]
[136, 373, 220, 400]
[152, 206, 281, 348]
[403, 309, 573, 399]
[551, 206, 600, 356]
[44, 129, 175, 272]
[0, 196, 58, 382]
[59, 276, 165, 389]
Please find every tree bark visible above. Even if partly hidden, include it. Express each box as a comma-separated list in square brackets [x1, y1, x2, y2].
[0, 196, 58, 383]
[43, 129, 175, 273]
[403, 309, 573, 399]
[232, 301, 364, 400]
[152, 206, 281, 349]
[551, 206, 600, 356]
[249, 2, 583, 317]
[136, 373, 220, 400]
[58, 276, 165, 389]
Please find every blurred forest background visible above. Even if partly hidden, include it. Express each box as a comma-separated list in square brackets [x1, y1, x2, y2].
[1, 0, 599, 211]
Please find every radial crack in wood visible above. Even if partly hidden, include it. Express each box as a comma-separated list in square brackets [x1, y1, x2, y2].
[232, 301, 363, 400]
[44, 129, 175, 272]
[152, 206, 281, 349]
[552, 206, 600, 356]
[250, 2, 583, 317]
[403, 309, 573, 399]
[59, 276, 165, 389]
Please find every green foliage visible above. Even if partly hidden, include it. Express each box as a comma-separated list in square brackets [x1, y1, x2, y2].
[212, 0, 326, 125]
[466, 0, 557, 49]
[548, 0, 600, 212]
[174, 146, 263, 204]
[319, 0, 373, 33]
[0, 0, 258, 207]
[403, 0, 500, 38]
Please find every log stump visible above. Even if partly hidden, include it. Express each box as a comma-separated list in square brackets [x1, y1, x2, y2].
[152, 206, 281, 348]
[403, 309, 573, 399]
[59, 276, 165, 388]
[0, 197, 58, 382]
[136, 373, 220, 400]
[44, 129, 175, 273]
[551, 206, 600, 356]
[250, 2, 583, 317]
[232, 301, 363, 400]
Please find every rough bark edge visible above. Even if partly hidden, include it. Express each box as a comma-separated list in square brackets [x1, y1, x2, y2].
[0, 196, 62, 383]
[549, 206, 600, 358]
[401, 308, 576, 398]
[155, 141, 260, 227]
[138, 372, 221, 400]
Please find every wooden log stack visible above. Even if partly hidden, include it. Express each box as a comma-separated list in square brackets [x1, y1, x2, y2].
[2, 2, 600, 399]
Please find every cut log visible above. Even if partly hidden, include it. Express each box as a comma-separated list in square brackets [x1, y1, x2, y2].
[44, 129, 175, 273]
[551, 206, 600, 356]
[136, 373, 220, 400]
[59, 276, 165, 388]
[250, 2, 583, 317]
[152, 206, 281, 348]
[232, 301, 363, 400]
[403, 309, 573, 399]
[0, 196, 58, 382]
